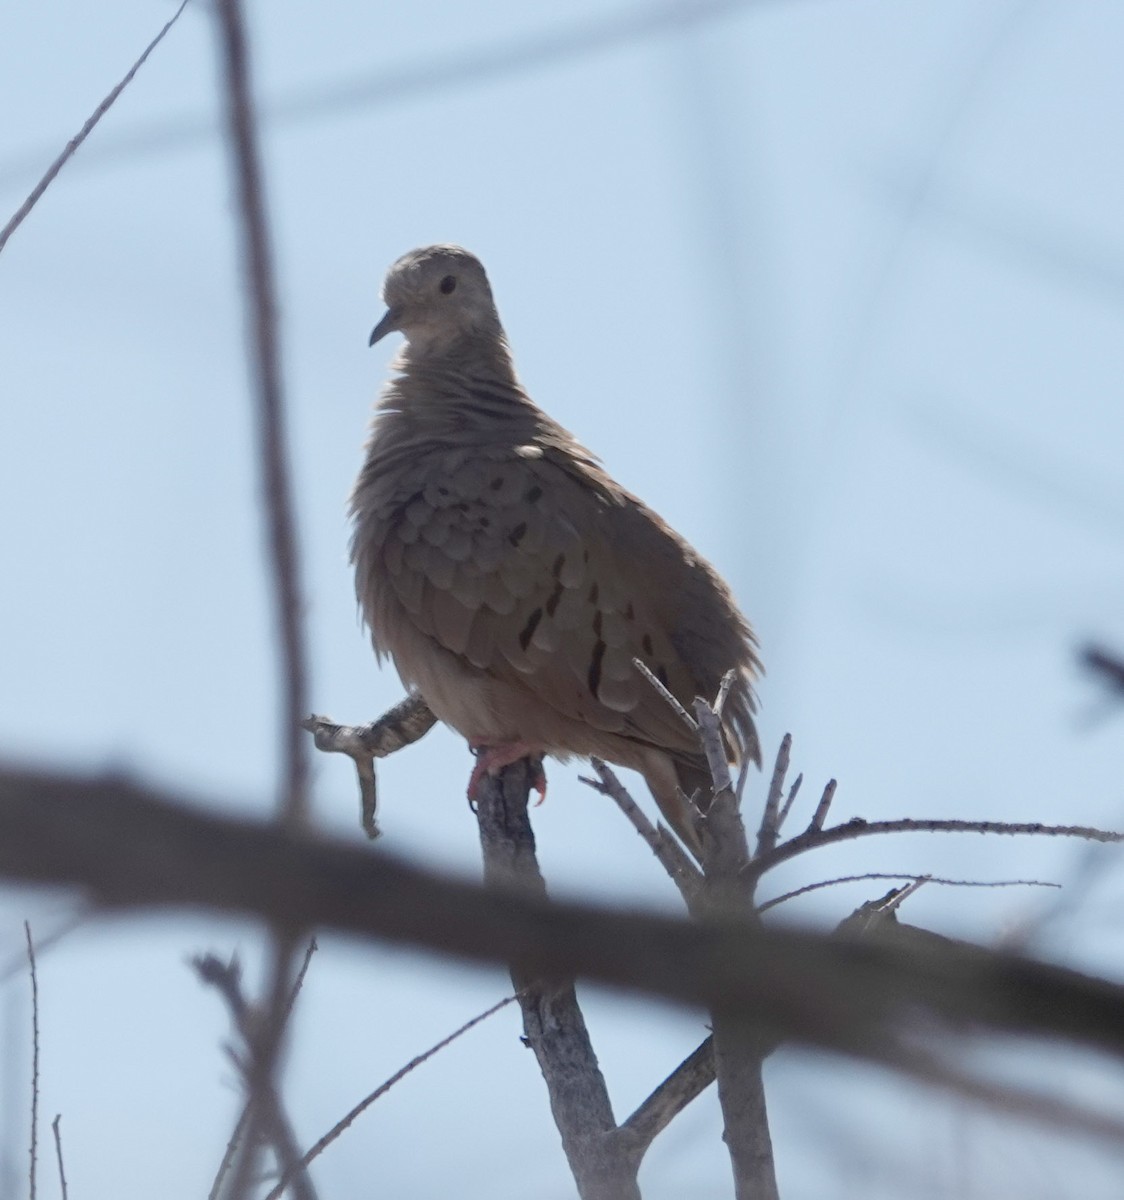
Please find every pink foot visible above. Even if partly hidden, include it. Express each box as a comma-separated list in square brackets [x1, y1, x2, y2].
[467, 742, 548, 807]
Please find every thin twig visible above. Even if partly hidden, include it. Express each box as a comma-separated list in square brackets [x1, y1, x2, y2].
[209, 1105, 251, 1200]
[262, 993, 518, 1200]
[775, 772, 803, 833]
[582, 759, 703, 904]
[745, 813, 1121, 884]
[0, 912, 85, 986]
[0, 0, 765, 186]
[50, 1116, 68, 1200]
[755, 734, 791, 858]
[758, 873, 1060, 914]
[0, 0, 190, 255]
[25, 923, 39, 1200]
[633, 658, 697, 732]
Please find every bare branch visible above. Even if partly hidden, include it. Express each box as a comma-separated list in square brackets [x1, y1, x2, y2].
[755, 734, 791, 858]
[193, 954, 316, 1200]
[582, 759, 703, 904]
[759, 872, 1060, 914]
[809, 778, 837, 832]
[303, 696, 438, 838]
[25, 923, 39, 1200]
[0, 0, 767, 185]
[50, 1116, 67, 1200]
[262, 993, 518, 1200]
[212, 0, 310, 1190]
[215, 0, 308, 830]
[0, 1, 191, 256]
[473, 759, 640, 1200]
[745, 813, 1122, 884]
[616, 1037, 715, 1166]
[633, 658, 697, 733]
[776, 772, 803, 833]
[0, 912, 85, 986]
[693, 699, 732, 795]
[207, 938, 318, 1200]
[713, 668, 737, 719]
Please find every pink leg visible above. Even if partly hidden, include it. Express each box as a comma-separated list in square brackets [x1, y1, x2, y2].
[467, 742, 548, 807]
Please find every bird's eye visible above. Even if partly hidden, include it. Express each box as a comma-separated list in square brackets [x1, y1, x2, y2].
[439, 275, 457, 295]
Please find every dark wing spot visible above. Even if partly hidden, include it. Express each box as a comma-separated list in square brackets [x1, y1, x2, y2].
[519, 607, 544, 651]
[588, 640, 607, 700]
[525, 485, 543, 503]
[508, 521, 528, 547]
[641, 634, 654, 656]
[655, 664, 670, 689]
[588, 582, 599, 605]
[625, 602, 635, 620]
[478, 516, 491, 528]
[545, 581, 564, 617]
[552, 554, 565, 578]
[490, 477, 505, 491]
[437, 485, 449, 497]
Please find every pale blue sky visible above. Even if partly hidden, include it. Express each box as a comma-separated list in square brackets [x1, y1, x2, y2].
[2, 2, 1124, 1196]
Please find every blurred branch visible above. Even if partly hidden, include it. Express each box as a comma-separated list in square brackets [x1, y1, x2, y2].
[207, 938, 319, 1200]
[0, 0, 190, 254]
[263, 993, 517, 1200]
[215, 0, 308, 830]
[8, 764, 1124, 1097]
[582, 758, 703, 905]
[193, 953, 316, 1200]
[1081, 644, 1124, 699]
[0, 0, 777, 188]
[212, 0, 310, 1193]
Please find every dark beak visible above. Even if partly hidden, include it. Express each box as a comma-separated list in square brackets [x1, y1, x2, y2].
[368, 307, 401, 347]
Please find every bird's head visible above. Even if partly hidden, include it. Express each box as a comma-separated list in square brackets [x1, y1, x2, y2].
[369, 245, 503, 355]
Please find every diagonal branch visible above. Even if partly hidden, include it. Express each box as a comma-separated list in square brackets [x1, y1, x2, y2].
[615, 1037, 715, 1167]
[582, 759, 703, 906]
[0, 1, 191, 256]
[262, 993, 517, 1200]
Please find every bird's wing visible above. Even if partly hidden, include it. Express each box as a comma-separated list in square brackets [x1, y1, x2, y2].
[376, 439, 759, 764]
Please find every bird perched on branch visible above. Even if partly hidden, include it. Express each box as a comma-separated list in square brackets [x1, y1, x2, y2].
[350, 245, 762, 857]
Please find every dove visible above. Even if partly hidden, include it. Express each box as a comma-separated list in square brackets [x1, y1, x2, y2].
[350, 245, 761, 857]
